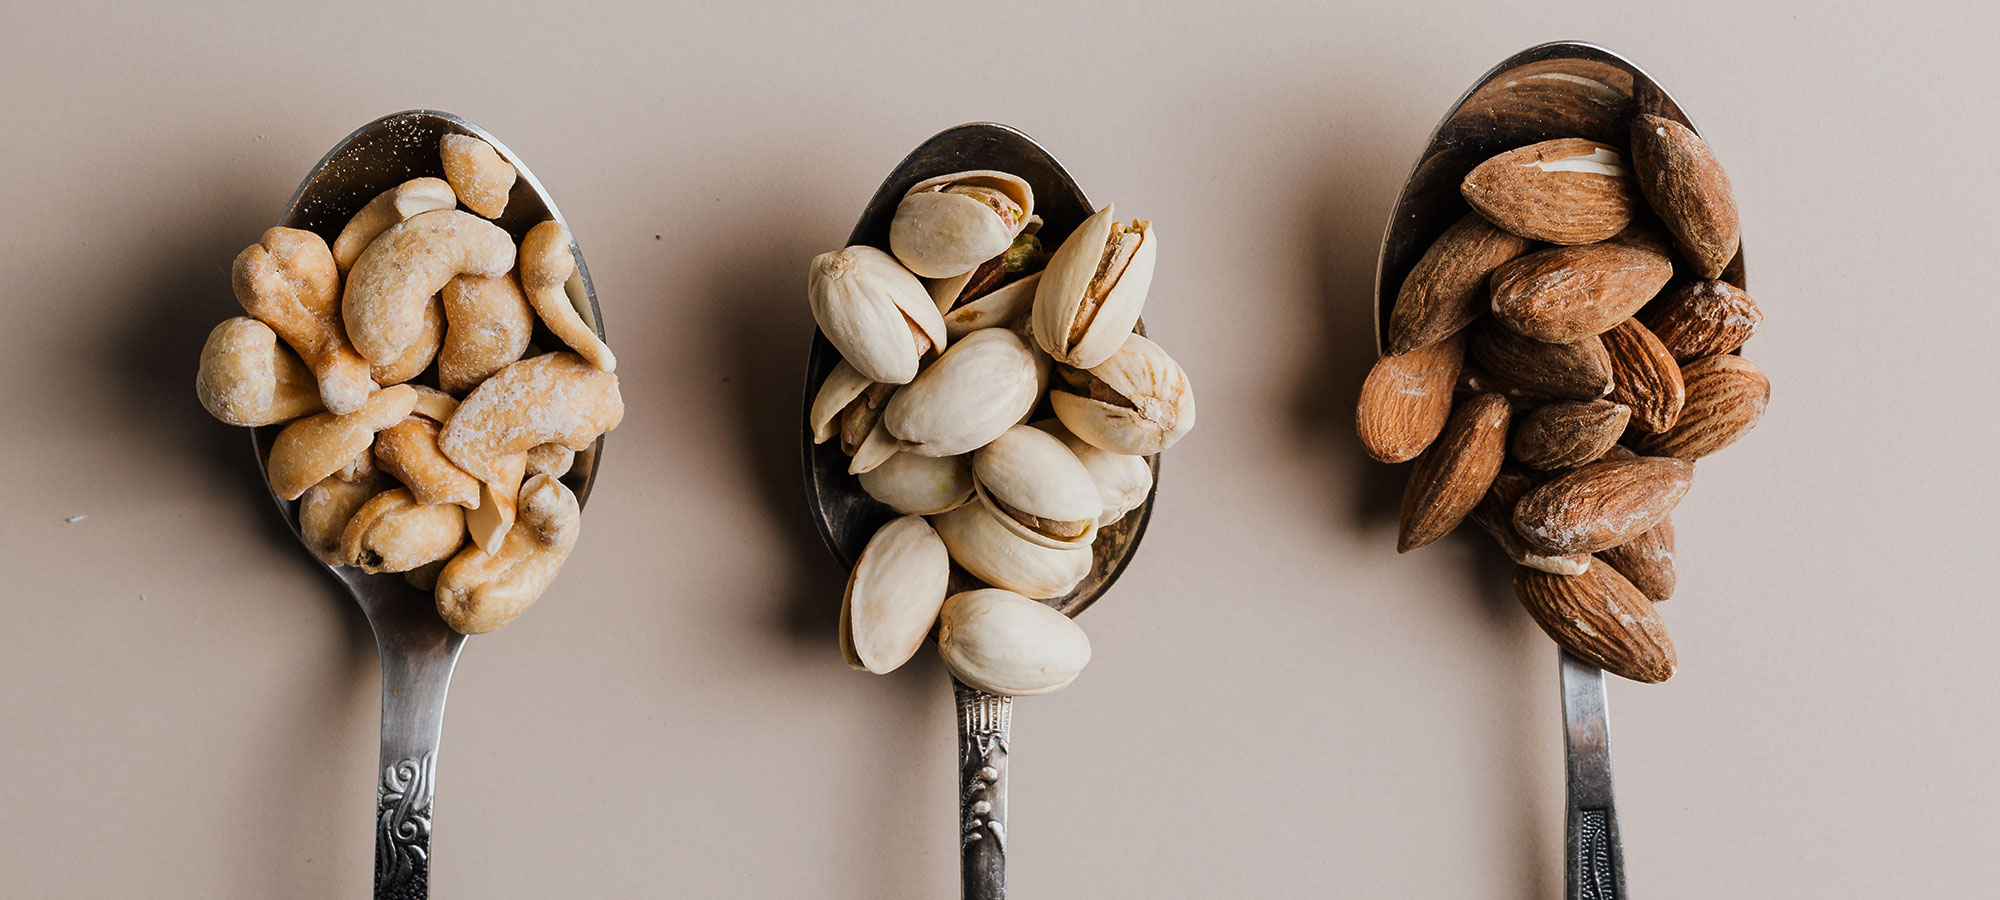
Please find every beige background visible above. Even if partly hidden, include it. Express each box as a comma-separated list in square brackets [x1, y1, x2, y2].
[4, 2, 1996, 897]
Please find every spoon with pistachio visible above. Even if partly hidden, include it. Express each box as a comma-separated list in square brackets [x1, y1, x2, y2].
[801, 122, 1163, 899]
[249, 110, 608, 899]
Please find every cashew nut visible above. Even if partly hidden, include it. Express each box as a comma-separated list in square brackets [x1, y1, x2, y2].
[437, 351, 623, 486]
[435, 473, 580, 634]
[439, 134, 516, 219]
[196, 317, 324, 426]
[524, 443, 574, 479]
[374, 416, 482, 508]
[299, 472, 387, 565]
[338, 487, 467, 574]
[409, 385, 459, 423]
[342, 209, 515, 367]
[233, 227, 375, 414]
[369, 295, 443, 387]
[438, 272, 533, 394]
[404, 558, 448, 591]
[520, 221, 616, 372]
[330, 177, 457, 270]
[334, 445, 377, 483]
[464, 451, 527, 553]
[265, 385, 418, 500]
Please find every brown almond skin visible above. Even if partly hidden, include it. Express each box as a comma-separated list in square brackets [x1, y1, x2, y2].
[1399, 393, 1510, 552]
[1644, 280, 1763, 362]
[1509, 400, 1630, 470]
[1388, 214, 1534, 354]
[1461, 138, 1639, 245]
[1469, 468, 1592, 574]
[1513, 565, 1677, 684]
[1631, 114, 1740, 280]
[1633, 354, 1769, 460]
[1513, 456, 1693, 555]
[1356, 333, 1467, 464]
[1469, 320, 1614, 400]
[1600, 514, 1676, 603]
[1601, 318, 1686, 433]
[1605, 214, 1675, 258]
[1491, 243, 1674, 343]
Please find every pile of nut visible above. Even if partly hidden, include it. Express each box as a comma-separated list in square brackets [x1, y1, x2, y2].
[1357, 115, 1767, 683]
[808, 170, 1195, 696]
[196, 133, 624, 635]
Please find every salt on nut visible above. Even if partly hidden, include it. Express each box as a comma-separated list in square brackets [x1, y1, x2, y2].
[196, 317, 324, 426]
[520, 221, 616, 372]
[438, 271, 533, 394]
[338, 487, 467, 574]
[369, 296, 444, 387]
[524, 443, 574, 479]
[233, 227, 376, 415]
[331, 177, 457, 270]
[465, 451, 527, 553]
[342, 209, 515, 368]
[437, 351, 624, 486]
[435, 474, 580, 634]
[439, 134, 517, 219]
[265, 385, 419, 501]
[299, 472, 387, 565]
[374, 416, 482, 508]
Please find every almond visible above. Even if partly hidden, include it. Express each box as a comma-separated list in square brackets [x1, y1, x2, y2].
[1509, 399, 1630, 470]
[1460, 138, 1639, 244]
[1643, 280, 1763, 362]
[1605, 214, 1675, 258]
[1600, 317, 1685, 433]
[1512, 456, 1692, 555]
[1599, 514, 1675, 603]
[1387, 214, 1534, 354]
[1469, 469, 1591, 575]
[1399, 393, 1509, 552]
[1469, 320, 1614, 400]
[1356, 332, 1467, 464]
[1490, 243, 1673, 343]
[1633, 354, 1768, 460]
[1630, 114, 1740, 280]
[1513, 564, 1676, 684]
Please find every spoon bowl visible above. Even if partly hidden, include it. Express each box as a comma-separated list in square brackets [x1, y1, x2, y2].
[247, 109, 607, 899]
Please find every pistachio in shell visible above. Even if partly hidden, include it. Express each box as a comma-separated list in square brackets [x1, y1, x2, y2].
[1032, 204, 1156, 368]
[936, 588, 1092, 696]
[888, 170, 1034, 279]
[858, 450, 974, 516]
[1049, 333, 1194, 456]
[928, 230, 1049, 340]
[930, 502, 1089, 601]
[971, 425, 1100, 550]
[808, 245, 947, 384]
[840, 515, 952, 675]
[1031, 418, 1153, 527]
[883, 327, 1039, 457]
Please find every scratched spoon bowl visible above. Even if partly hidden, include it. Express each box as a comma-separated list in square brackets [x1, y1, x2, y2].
[1372, 41, 1743, 900]
[247, 109, 607, 899]
[799, 122, 1159, 899]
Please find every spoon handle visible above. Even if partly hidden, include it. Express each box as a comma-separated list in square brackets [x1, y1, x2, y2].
[955, 679, 1012, 900]
[1560, 650, 1627, 900]
[372, 643, 460, 899]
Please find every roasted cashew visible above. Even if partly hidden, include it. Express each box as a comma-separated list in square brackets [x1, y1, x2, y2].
[524, 443, 574, 479]
[330, 177, 456, 270]
[369, 295, 443, 387]
[333, 445, 377, 483]
[439, 134, 516, 219]
[438, 271, 533, 394]
[464, 451, 527, 553]
[265, 385, 418, 500]
[342, 209, 515, 367]
[375, 416, 482, 508]
[299, 472, 387, 565]
[435, 474, 580, 634]
[520, 221, 615, 372]
[409, 385, 459, 423]
[196, 317, 323, 426]
[338, 487, 466, 574]
[233, 227, 375, 414]
[437, 352, 623, 485]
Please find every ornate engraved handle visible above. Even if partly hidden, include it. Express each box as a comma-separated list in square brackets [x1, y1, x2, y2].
[376, 752, 436, 899]
[955, 679, 1011, 900]
[1560, 651, 1627, 900]
[368, 634, 462, 900]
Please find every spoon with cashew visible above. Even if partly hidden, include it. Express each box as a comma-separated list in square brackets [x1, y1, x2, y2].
[245, 110, 610, 899]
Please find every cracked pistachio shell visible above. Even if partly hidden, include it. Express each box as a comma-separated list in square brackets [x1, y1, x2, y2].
[809, 360, 873, 444]
[840, 515, 951, 674]
[858, 451, 974, 516]
[889, 170, 1034, 279]
[931, 503, 1089, 600]
[1031, 419, 1153, 527]
[971, 425, 1100, 550]
[930, 270, 1043, 340]
[847, 418, 902, 475]
[937, 589, 1091, 697]
[883, 328, 1038, 457]
[808, 246, 947, 384]
[1051, 333, 1195, 456]
[1032, 204, 1156, 368]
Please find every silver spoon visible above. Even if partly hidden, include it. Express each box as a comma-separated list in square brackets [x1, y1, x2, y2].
[800, 123, 1160, 899]
[249, 109, 608, 899]
[1373, 41, 1744, 899]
